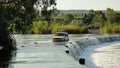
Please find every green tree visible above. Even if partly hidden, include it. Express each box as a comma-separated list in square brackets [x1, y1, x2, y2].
[116, 13, 120, 23]
[63, 14, 74, 24]
[31, 20, 48, 34]
[106, 8, 117, 24]
[69, 19, 83, 26]
[0, 0, 17, 50]
[92, 11, 106, 27]
[83, 10, 95, 24]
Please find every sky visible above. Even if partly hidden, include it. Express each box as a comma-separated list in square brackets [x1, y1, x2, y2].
[56, 0, 120, 10]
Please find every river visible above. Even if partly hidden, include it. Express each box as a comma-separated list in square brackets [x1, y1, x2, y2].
[0, 34, 120, 68]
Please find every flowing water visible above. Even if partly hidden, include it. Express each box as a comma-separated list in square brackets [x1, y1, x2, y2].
[0, 34, 120, 68]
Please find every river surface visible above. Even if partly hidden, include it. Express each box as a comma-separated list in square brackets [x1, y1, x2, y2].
[0, 34, 120, 68]
[14, 34, 86, 68]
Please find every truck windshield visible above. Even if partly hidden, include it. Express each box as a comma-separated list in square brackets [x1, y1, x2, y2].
[55, 33, 67, 36]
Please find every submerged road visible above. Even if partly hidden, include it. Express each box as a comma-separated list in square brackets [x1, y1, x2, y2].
[14, 45, 87, 68]
[11, 34, 120, 68]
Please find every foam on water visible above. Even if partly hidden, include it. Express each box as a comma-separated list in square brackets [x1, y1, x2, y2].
[66, 35, 120, 68]
[91, 42, 120, 68]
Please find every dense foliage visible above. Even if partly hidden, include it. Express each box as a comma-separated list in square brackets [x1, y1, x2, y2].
[0, 0, 56, 49]
[1, 0, 120, 34]
[30, 8, 120, 34]
[0, 0, 56, 34]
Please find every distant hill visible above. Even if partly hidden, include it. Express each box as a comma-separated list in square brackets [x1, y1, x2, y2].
[59, 10, 107, 14]
[59, 10, 120, 14]
[60, 10, 89, 14]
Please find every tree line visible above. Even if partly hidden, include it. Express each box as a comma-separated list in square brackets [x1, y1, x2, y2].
[1, 0, 120, 34]
[29, 8, 120, 34]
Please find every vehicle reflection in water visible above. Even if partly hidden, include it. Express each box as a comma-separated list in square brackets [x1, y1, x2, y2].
[0, 49, 16, 68]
